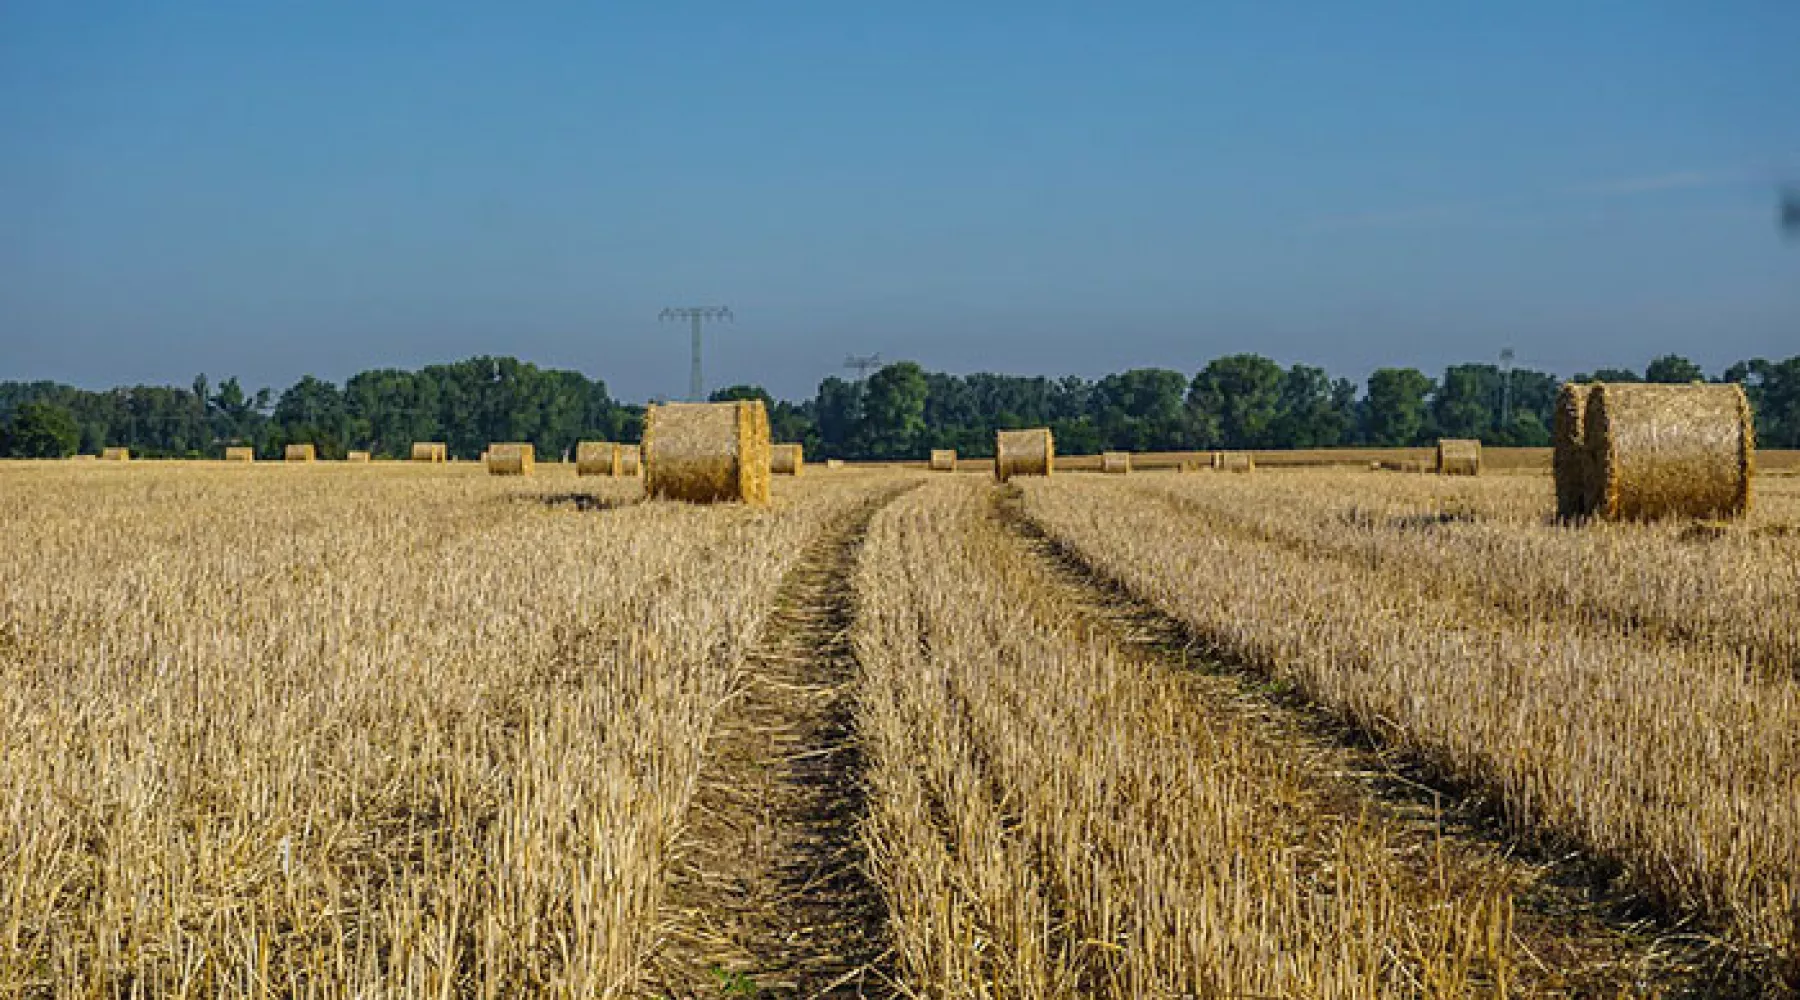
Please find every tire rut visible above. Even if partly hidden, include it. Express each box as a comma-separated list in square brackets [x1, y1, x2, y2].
[991, 484, 1774, 998]
[645, 488, 909, 1000]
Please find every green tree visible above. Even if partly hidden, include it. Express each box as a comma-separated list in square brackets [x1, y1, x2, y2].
[1573, 367, 1641, 383]
[1431, 364, 1500, 440]
[1093, 368, 1192, 450]
[4, 401, 80, 458]
[1272, 365, 1355, 447]
[1645, 354, 1705, 383]
[1364, 368, 1434, 446]
[813, 377, 864, 457]
[856, 362, 929, 459]
[1189, 354, 1284, 448]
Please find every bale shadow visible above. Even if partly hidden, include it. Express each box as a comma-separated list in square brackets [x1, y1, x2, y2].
[527, 493, 642, 513]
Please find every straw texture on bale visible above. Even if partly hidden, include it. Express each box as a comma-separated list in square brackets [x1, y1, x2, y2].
[1435, 438, 1482, 476]
[485, 443, 536, 476]
[1219, 451, 1255, 473]
[994, 428, 1054, 482]
[643, 401, 771, 505]
[1553, 383, 1593, 520]
[100, 447, 130, 462]
[224, 446, 254, 463]
[1210, 452, 1225, 471]
[285, 444, 316, 463]
[345, 451, 371, 463]
[576, 441, 622, 477]
[1584, 383, 1754, 521]
[1100, 451, 1132, 475]
[929, 449, 957, 472]
[771, 443, 804, 476]
[411, 442, 447, 463]
[619, 444, 642, 476]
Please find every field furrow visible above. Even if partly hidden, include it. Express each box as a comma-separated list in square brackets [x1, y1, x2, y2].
[1017, 473, 1800, 986]
[645, 483, 910, 999]
[0, 466, 882, 997]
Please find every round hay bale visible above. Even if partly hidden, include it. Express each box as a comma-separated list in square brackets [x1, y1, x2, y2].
[576, 441, 621, 477]
[486, 443, 536, 476]
[345, 451, 371, 463]
[224, 446, 255, 463]
[100, 447, 130, 462]
[771, 443, 804, 476]
[1219, 451, 1255, 473]
[411, 442, 447, 463]
[644, 401, 771, 504]
[929, 449, 957, 472]
[285, 443, 316, 463]
[1584, 383, 1754, 521]
[1553, 383, 1592, 520]
[619, 444, 642, 476]
[1101, 451, 1132, 474]
[826, 458, 844, 470]
[994, 428, 1053, 482]
[1435, 439, 1482, 476]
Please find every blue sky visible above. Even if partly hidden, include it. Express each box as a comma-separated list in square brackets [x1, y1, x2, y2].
[2, 2, 1796, 402]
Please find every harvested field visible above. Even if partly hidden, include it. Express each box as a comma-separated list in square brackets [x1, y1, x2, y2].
[4, 459, 1794, 994]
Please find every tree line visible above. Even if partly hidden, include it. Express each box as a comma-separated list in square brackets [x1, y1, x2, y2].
[3, 351, 1798, 460]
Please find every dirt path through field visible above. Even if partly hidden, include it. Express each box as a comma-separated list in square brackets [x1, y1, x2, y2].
[992, 485, 1759, 997]
[646, 487, 907, 999]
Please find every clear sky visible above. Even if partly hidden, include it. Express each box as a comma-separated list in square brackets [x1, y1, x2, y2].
[2, 2, 1796, 402]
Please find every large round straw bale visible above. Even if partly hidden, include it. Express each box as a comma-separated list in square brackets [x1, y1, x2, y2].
[1435, 438, 1482, 476]
[994, 428, 1054, 482]
[411, 442, 447, 463]
[486, 443, 535, 476]
[285, 444, 316, 463]
[1219, 451, 1255, 473]
[1553, 383, 1592, 519]
[1101, 451, 1132, 474]
[224, 446, 254, 463]
[345, 451, 370, 463]
[771, 443, 804, 476]
[100, 447, 130, 462]
[619, 444, 642, 476]
[644, 401, 771, 504]
[929, 449, 957, 472]
[576, 440, 621, 477]
[1584, 383, 1754, 521]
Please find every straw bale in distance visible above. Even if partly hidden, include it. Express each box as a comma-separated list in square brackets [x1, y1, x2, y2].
[771, 443, 804, 476]
[224, 446, 254, 463]
[345, 451, 371, 463]
[929, 449, 957, 472]
[486, 443, 536, 476]
[285, 444, 316, 463]
[1584, 382, 1754, 521]
[826, 458, 844, 470]
[1218, 451, 1255, 473]
[644, 400, 771, 505]
[100, 447, 130, 462]
[411, 442, 447, 463]
[619, 444, 642, 476]
[1435, 438, 1482, 476]
[1101, 451, 1132, 474]
[576, 441, 621, 477]
[1554, 383, 1593, 520]
[994, 428, 1054, 482]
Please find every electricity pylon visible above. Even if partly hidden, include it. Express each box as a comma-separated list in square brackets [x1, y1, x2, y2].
[660, 307, 732, 402]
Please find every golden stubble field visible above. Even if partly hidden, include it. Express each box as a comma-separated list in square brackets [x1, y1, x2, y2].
[2, 460, 1797, 997]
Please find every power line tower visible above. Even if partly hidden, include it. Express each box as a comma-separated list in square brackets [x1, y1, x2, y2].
[1499, 347, 1516, 426]
[660, 306, 732, 401]
[845, 353, 883, 379]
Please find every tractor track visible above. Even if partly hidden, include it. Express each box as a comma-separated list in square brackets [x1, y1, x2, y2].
[645, 486, 911, 1000]
[990, 484, 1772, 998]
